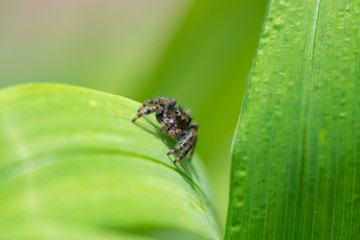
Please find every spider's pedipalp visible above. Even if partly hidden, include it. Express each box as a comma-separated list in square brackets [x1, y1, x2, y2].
[160, 117, 174, 131]
[168, 128, 181, 137]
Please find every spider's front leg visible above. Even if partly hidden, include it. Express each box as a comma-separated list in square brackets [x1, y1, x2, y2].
[137, 97, 176, 112]
[132, 105, 163, 122]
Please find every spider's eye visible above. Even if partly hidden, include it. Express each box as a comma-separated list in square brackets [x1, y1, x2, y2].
[176, 114, 181, 119]
[181, 118, 186, 123]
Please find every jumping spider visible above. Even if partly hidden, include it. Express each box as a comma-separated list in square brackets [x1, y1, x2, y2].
[132, 97, 198, 163]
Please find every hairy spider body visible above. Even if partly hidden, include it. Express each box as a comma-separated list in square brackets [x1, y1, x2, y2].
[132, 97, 198, 163]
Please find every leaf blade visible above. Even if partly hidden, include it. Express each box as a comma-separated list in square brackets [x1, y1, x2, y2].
[226, 0, 360, 239]
[0, 83, 220, 240]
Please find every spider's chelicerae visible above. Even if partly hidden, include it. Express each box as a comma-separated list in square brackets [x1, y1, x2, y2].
[132, 97, 198, 163]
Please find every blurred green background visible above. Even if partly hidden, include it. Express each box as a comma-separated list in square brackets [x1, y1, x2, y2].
[0, 0, 267, 226]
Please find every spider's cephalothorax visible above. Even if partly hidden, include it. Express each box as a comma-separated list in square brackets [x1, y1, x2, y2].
[132, 97, 198, 163]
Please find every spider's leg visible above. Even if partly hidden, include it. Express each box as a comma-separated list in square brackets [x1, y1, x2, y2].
[167, 132, 194, 155]
[173, 145, 193, 163]
[187, 122, 198, 160]
[189, 122, 199, 132]
[188, 137, 197, 160]
[138, 97, 176, 112]
[132, 105, 163, 122]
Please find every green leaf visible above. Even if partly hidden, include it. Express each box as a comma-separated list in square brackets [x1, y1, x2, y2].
[0, 83, 221, 240]
[226, 0, 360, 239]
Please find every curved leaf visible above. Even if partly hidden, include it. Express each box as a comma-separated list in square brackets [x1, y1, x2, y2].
[226, 0, 360, 239]
[0, 83, 221, 240]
